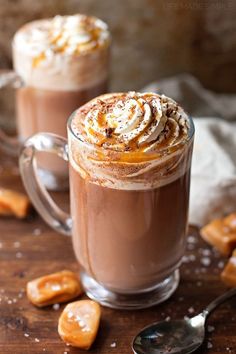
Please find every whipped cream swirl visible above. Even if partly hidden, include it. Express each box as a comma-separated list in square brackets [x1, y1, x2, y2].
[76, 92, 189, 152]
[14, 15, 110, 64]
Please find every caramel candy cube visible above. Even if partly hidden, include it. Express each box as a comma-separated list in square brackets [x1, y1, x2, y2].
[0, 203, 13, 216]
[27, 270, 83, 307]
[0, 188, 30, 218]
[58, 300, 101, 350]
[224, 213, 236, 231]
[221, 250, 236, 287]
[200, 216, 236, 256]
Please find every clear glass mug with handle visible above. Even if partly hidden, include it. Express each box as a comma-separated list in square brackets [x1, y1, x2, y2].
[0, 15, 110, 190]
[19, 92, 194, 310]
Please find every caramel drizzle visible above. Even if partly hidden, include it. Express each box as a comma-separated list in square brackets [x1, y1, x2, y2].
[32, 17, 108, 67]
[86, 93, 187, 151]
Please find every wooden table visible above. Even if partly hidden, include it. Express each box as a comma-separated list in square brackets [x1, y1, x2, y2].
[0, 160, 236, 354]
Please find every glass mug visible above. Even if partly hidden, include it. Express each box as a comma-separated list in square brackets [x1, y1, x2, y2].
[0, 15, 110, 190]
[19, 103, 195, 310]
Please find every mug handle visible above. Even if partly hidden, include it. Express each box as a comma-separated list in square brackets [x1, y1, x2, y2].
[19, 132, 72, 236]
[0, 70, 22, 156]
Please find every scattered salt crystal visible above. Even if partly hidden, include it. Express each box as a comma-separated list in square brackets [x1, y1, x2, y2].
[51, 284, 61, 291]
[201, 257, 211, 267]
[35, 338, 40, 342]
[16, 252, 23, 259]
[187, 244, 195, 250]
[18, 292, 23, 298]
[79, 320, 86, 328]
[188, 307, 195, 314]
[218, 261, 225, 269]
[24, 333, 30, 337]
[53, 303, 60, 310]
[207, 325, 215, 333]
[7, 300, 12, 305]
[202, 249, 211, 256]
[110, 342, 117, 348]
[33, 228, 42, 236]
[182, 255, 189, 263]
[13, 298, 17, 303]
[188, 235, 197, 243]
[178, 297, 184, 302]
[67, 311, 73, 319]
[165, 316, 171, 321]
[189, 254, 196, 262]
[197, 281, 202, 287]
[184, 315, 189, 320]
[207, 341, 213, 349]
[13, 241, 21, 248]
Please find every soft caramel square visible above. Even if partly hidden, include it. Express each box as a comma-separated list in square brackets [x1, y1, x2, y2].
[221, 250, 236, 287]
[0, 189, 30, 218]
[58, 300, 101, 350]
[27, 270, 83, 307]
[224, 213, 236, 231]
[0, 203, 12, 216]
[200, 217, 236, 256]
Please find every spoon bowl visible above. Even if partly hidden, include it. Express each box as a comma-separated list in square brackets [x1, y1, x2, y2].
[132, 288, 236, 354]
[132, 313, 205, 354]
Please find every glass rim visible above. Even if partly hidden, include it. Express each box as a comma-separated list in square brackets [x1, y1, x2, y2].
[67, 109, 195, 158]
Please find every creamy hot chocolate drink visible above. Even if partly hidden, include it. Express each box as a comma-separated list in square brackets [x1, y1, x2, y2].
[13, 15, 110, 189]
[68, 92, 194, 294]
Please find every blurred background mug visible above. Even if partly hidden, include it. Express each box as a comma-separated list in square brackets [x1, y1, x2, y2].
[0, 14, 110, 190]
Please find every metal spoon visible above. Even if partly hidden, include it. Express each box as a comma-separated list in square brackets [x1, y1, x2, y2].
[132, 287, 236, 354]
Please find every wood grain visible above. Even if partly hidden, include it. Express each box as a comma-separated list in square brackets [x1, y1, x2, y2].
[0, 161, 235, 354]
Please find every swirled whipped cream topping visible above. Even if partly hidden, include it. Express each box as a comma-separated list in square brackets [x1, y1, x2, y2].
[14, 15, 110, 64]
[13, 15, 110, 90]
[72, 92, 190, 153]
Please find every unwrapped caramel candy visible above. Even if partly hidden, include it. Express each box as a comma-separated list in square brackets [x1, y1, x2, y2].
[27, 270, 83, 307]
[58, 300, 101, 350]
[200, 213, 236, 256]
[221, 249, 236, 287]
[0, 188, 30, 218]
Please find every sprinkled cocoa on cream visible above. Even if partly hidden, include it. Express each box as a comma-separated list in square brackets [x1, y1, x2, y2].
[71, 92, 189, 152]
[69, 92, 192, 190]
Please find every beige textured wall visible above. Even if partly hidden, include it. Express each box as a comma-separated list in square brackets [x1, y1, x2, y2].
[0, 0, 235, 93]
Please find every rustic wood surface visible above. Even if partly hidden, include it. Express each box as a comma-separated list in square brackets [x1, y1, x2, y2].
[0, 158, 236, 354]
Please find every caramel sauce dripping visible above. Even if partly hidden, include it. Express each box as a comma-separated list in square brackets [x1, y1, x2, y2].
[32, 52, 46, 67]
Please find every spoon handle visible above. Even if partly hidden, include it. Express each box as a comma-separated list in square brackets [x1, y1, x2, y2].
[203, 287, 236, 318]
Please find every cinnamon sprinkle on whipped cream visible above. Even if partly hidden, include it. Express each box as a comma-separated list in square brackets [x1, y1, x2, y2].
[72, 92, 190, 153]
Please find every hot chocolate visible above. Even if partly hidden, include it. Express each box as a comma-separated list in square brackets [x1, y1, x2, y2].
[19, 91, 194, 308]
[13, 15, 110, 189]
[68, 92, 193, 294]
